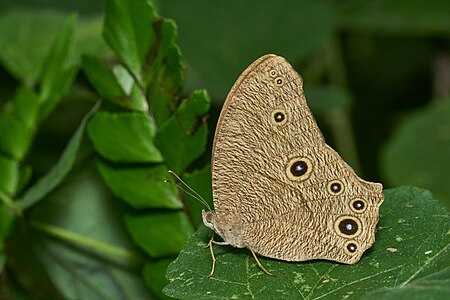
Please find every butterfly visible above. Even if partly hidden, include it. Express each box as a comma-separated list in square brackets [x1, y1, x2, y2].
[201, 54, 384, 275]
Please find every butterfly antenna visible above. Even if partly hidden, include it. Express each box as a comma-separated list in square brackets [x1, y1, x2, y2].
[166, 170, 211, 211]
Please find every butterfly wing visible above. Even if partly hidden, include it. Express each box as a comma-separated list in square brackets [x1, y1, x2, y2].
[211, 54, 384, 263]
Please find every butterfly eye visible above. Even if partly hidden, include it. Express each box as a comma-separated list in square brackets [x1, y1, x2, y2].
[327, 180, 344, 195]
[269, 70, 277, 77]
[334, 216, 362, 238]
[274, 77, 284, 86]
[270, 109, 287, 126]
[286, 157, 313, 181]
[350, 198, 367, 213]
[344, 241, 359, 255]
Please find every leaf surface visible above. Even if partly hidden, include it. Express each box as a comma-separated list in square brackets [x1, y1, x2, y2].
[155, 90, 210, 173]
[363, 267, 450, 300]
[125, 211, 194, 258]
[103, 0, 157, 83]
[382, 98, 450, 206]
[144, 19, 184, 125]
[28, 165, 153, 300]
[87, 111, 163, 163]
[97, 161, 180, 209]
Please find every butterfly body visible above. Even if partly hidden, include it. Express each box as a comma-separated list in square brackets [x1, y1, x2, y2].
[204, 54, 384, 265]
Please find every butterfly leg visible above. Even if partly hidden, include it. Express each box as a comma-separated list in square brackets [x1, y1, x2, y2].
[249, 248, 273, 276]
[205, 236, 229, 277]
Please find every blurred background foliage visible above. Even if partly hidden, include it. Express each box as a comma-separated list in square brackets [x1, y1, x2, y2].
[0, 0, 449, 299]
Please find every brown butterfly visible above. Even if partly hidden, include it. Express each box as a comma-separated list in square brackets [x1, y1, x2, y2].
[202, 54, 384, 275]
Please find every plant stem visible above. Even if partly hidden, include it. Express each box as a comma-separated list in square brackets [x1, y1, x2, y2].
[328, 109, 362, 174]
[325, 37, 362, 174]
[0, 189, 14, 208]
[29, 219, 143, 264]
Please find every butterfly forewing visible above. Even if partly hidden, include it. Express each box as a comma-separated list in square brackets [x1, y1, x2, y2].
[211, 54, 384, 264]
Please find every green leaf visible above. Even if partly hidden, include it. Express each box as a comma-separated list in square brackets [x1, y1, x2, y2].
[363, 267, 450, 300]
[97, 160, 181, 209]
[381, 98, 450, 206]
[0, 87, 39, 161]
[10, 87, 40, 130]
[145, 19, 184, 125]
[82, 55, 148, 111]
[155, 90, 210, 173]
[0, 112, 34, 161]
[0, 155, 19, 196]
[336, 0, 450, 35]
[144, 259, 173, 300]
[103, 0, 157, 82]
[14, 102, 100, 211]
[75, 16, 112, 59]
[125, 211, 194, 258]
[27, 164, 152, 300]
[38, 14, 78, 120]
[163, 186, 450, 299]
[82, 55, 126, 100]
[87, 111, 163, 163]
[0, 10, 67, 84]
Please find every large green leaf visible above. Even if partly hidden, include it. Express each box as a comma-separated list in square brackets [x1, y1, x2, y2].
[97, 160, 181, 209]
[87, 111, 163, 163]
[14, 102, 99, 211]
[381, 98, 450, 206]
[155, 89, 210, 173]
[125, 211, 194, 258]
[163, 186, 450, 299]
[27, 164, 153, 300]
[103, 0, 157, 83]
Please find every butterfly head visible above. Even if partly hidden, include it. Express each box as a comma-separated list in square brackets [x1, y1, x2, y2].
[202, 210, 246, 248]
[202, 209, 215, 231]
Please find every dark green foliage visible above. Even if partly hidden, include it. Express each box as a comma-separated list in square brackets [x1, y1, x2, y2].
[0, 0, 449, 299]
